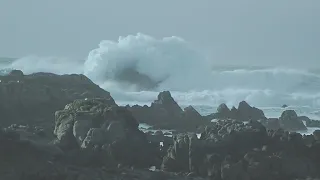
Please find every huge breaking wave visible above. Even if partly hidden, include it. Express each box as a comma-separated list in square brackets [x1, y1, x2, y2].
[2, 33, 320, 112]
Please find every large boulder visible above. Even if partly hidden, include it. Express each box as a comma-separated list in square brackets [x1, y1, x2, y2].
[279, 110, 307, 131]
[162, 120, 268, 174]
[161, 119, 320, 179]
[201, 120, 268, 156]
[53, 98, 156, 167]
[0, 70, 114, 129]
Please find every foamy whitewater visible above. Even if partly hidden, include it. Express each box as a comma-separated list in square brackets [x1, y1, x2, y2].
[1, 33, 320, 134]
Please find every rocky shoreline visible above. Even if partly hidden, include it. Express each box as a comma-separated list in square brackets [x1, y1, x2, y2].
[1, 71, 320, 180]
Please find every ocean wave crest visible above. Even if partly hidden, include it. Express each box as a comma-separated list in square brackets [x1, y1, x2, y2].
[2, 33, 320, 108]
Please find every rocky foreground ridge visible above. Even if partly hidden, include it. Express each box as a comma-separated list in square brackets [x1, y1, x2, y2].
[0, 70, 112, 128]
[1, 71, 320, 180]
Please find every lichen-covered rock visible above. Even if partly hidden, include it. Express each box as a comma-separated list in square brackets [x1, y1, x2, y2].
[54, 98, 134, 148]
[53, 98, 156, 168]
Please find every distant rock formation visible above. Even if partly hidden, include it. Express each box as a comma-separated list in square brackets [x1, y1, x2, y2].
[301, 116, 320, 128]
[260, 110, 308, 132]
[127, 91, 211, 132]
[205, 102, 312, 132]
[205, 101, 266, 122]
[279, 110, 307, 131]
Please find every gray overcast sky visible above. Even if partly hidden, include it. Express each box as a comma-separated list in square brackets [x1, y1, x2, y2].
[0, 0, 319, 67]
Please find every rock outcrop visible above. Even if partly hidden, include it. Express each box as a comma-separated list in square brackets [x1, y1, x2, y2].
[0, 70, 113, 129]
[162, 120, 320, 179]
[0, 126, 206, 180]
[53, 98, 157, 168]
[237, 101, 266, 121]
[279, 110, 307, 131]
[1, 97, 320, 179]
[205, 101, 266, 121]
[127, 91, 211, 132]
[1, 71, 320, 179]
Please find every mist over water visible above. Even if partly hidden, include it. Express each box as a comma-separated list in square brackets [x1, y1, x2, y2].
[1, 33, 320, 119]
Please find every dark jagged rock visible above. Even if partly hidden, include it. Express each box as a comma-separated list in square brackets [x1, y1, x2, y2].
[0, 126, 202, 180]
[279, 110, 307, 131]
[217, 103, 231, 116]
[259, 111, 316, 131]
[127, 91, 211, 132]
[206, 103, 233, 120]
[0, 70, 114, 130]
[162, 120, 268, 173]
[205, 101, 266, 122]
[237, 101, 266, 121]
[161, 120, 320, 179]
[151, 91, 183, 115]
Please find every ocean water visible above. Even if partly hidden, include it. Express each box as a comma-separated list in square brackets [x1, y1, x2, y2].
[1, 33, 320, 134]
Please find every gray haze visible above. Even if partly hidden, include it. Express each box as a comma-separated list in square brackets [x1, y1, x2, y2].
[0, 0, 319, 68]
